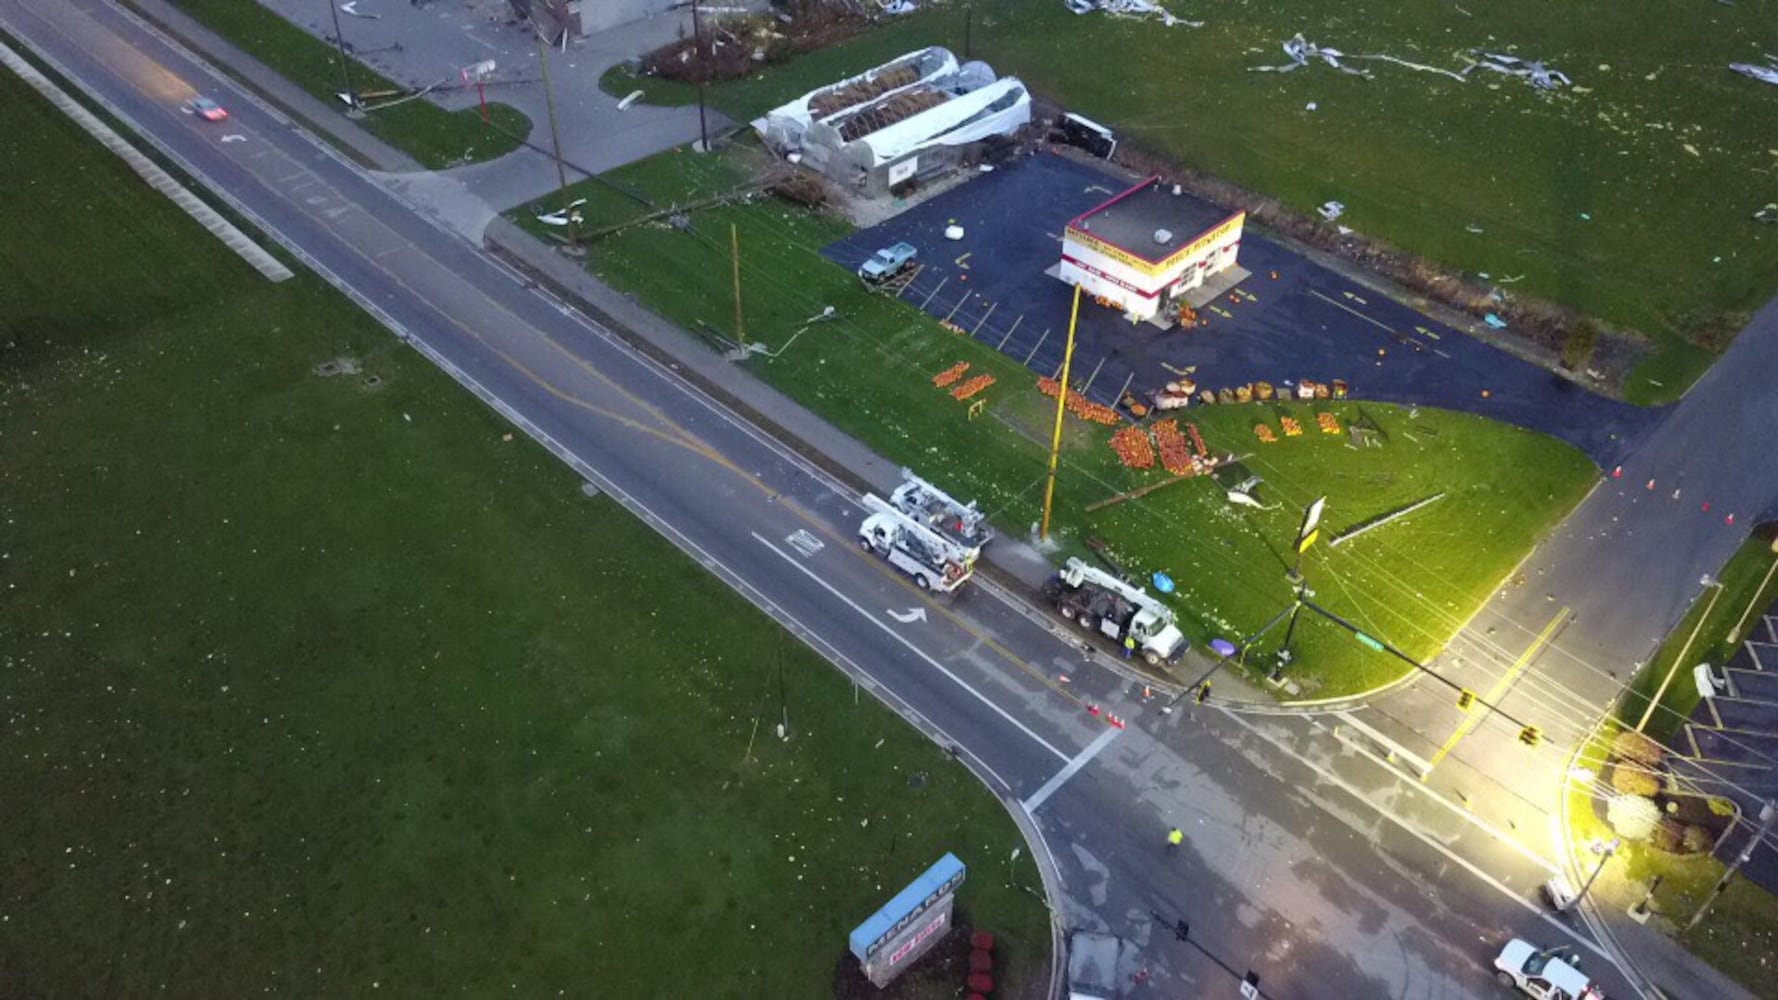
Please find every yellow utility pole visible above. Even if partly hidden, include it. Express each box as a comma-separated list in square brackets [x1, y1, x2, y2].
[1638, 577, 1724, 732]
[731, 224, 745, 343]
[1040, 284, 1083, 541]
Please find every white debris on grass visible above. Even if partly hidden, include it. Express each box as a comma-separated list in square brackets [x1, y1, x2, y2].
[1731, 60, 1778, 87]
[1065, 0, 1202, 27]
[1250, 36, 1577, 92]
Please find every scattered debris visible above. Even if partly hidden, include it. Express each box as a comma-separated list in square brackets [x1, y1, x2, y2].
[1252, 34, 1370, 78]
[1328, 492, 1445, 547]
[1755, 203, 1778, 224]
[1305, 101, 1318, 111]
[1365, 53, 1468, 83]
[536, 196, 586, 225]
[1100, 0, 1202, 27]
[1464, 50, 1572, 90]
[339, 0, 380, 19]
[1465, 222, 1485, 233]
[1730, 60, 1778, 87]
[1317, 200, 1346, 221]
[1484, 313, 1508, 330]
[617, 90, 644, 111]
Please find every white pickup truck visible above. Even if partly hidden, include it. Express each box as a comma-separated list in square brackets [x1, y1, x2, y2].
[1493, 939, 1605, 1000]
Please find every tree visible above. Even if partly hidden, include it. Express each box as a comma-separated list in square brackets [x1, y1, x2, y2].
[1608, 793, 1661, 841]
[1612, 729, 1665, 768]
[1562, 319, 1599, 372]
[1681, 823, 1716, 855]
[1611, 764, 1661, 798]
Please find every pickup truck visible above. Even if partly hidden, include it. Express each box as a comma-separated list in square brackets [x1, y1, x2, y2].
[858, 242, 918, 285]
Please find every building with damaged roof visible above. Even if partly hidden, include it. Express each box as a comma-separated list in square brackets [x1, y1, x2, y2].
[753, 46, 1031, 197]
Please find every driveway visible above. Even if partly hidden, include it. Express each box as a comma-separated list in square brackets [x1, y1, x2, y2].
[252, 0, 722, 209]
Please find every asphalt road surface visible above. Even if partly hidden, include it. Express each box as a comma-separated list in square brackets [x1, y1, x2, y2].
[0, 2, 1652, 996]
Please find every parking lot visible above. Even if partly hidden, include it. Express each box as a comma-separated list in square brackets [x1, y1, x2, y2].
[822, 151, 1657, 467]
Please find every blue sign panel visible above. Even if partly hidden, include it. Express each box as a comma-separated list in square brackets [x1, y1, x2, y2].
[848, 853, 967, 962]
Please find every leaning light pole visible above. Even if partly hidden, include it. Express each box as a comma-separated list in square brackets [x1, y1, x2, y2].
[326, 0, 359, 111]
[531, 19, 581, 253]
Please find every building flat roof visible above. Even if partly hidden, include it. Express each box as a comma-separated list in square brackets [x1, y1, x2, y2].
[1068, 177, 1238, 263]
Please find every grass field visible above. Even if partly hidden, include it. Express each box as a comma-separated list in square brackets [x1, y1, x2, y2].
[152, 0, 527, 168]
[616, 1, 1778, 402]
[517, 146, 1594, 697]
[0, 64, 1048, 997]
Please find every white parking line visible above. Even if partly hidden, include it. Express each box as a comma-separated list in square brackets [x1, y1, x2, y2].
[753, 532, 1071, 763]
[1022, 726, 1121, 813]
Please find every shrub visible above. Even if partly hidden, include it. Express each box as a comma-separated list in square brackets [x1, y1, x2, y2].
[1607, 794, 1661, 841]
[1562, 320, 1599, 371]
[1647, 817, 1685, 854]
[1612, 729, 1666, 768]
[1681, 823, 1716, 855]
[1611, 764, 1662, 798]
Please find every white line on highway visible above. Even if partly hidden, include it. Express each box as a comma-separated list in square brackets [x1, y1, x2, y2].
[1217, 708, 1619, 969]
[753, 532, 1071, 763]
[1022, 725, 1121, 814]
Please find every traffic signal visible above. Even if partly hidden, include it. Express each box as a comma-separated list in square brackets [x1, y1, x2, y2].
[1195, 682, 1212, 705]
[1457, 689, 1476, 711]
[1518, 726, 1542, 747]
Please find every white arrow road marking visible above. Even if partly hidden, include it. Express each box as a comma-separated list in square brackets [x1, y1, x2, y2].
[888, 607, 927, 624]
[220, 134, 247, 143]
[753, 532, 1068, 762]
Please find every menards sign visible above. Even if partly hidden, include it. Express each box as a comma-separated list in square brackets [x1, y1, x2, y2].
[1066, 211, 1245, 280]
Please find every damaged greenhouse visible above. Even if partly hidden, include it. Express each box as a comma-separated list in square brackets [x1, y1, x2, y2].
[752, 46, 1031, 196]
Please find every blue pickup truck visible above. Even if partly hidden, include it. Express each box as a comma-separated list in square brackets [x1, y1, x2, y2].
[857, 242, 918, 285]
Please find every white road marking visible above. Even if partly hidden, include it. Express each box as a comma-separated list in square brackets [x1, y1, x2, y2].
[1217, 708, 1618, 968]
[785, 529, 824, 558]
[753, 532, 1070, 763]
[1022, 725, 1121, 813]
[1311, 288, 1395, 334]
[887, 607, 927, 624]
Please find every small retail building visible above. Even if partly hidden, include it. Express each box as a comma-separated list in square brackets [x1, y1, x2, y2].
[1058, 177, 1246, 324]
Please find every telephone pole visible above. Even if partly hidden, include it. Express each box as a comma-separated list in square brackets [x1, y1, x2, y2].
[326, 0, 359, 111]
[1039, 284, 1082, 541]
[691, 0, 710, 151]
[533, 25, 581, 253]
[1686, 802, 1776, 933]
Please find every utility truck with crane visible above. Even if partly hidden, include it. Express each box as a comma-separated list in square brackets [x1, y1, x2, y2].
[858, 494, 977, 593]
[890, 468, 993, 554]
[1044, 558, 1187, 665]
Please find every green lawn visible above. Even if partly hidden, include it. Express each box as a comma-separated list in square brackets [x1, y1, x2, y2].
[0, 64, 1047, 998]
[622, 2, 1778, 402]
[517, 146, 1594, 697]
[149, 0, 527, 168]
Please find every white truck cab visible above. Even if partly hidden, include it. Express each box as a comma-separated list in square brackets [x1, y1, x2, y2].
[1493, 939, 1604, 1000]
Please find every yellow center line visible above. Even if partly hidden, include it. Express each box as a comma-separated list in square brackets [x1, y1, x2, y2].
[1425, 606, 1568, 774]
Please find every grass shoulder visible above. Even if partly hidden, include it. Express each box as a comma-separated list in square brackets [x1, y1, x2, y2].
[1, 66, 1046, 997]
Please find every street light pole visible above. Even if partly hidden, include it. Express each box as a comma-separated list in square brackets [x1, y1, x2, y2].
[691, 0, 709, 152]
[326, 0, 358, 111]
[532, 26, 581, 253]
[1561, 838, 1619, 912]
[1637, 575, 1723, 732]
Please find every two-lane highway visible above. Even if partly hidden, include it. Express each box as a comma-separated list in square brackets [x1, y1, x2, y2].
[1, 2, 1649, 994]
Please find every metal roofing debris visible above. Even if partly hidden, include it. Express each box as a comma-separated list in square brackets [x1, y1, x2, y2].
[1250, 35, 1577, 90]
[1063, 0, 1201, 27]
[1732, 60, 1778, 87]
[1465, 50, 1572, 90]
